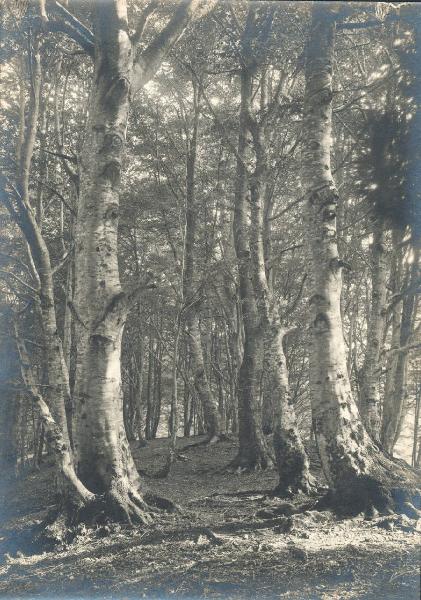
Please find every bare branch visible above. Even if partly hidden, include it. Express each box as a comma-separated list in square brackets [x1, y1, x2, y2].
[383, 341, 421, 358]
[0, 269, 40, 295]
[41, 147, 77, 164]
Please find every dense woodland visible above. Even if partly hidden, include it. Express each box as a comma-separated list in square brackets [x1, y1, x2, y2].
[0, 1, 420, 595]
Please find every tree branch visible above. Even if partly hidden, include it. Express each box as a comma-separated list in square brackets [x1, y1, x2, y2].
[132, 0, 217, 93]
[52, 243, 74, 275]
[43, 19, 94, 58]
[383, 341, 421, 358]
[131, 0, 159, 47]
[41, 147, 77, 164]
[180, 60, 250, 172]
[0, 269, 40, 295]
[43, 1, 95, 57]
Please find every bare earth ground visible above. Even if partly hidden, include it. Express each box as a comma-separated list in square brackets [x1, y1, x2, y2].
[0, 436, 420, 599]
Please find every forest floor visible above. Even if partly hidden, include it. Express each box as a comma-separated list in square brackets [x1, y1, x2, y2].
[0, 435, 420, 599]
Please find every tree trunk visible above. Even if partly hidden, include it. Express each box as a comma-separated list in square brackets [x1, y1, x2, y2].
[412, 385, 421, 467]
[231, 62, 272, 470]
[151, 346, 162, 439]
[301, 4, 420, 515]
[381, 247, 419, 453]
[217, 179, 242, 433]
[6, 39, 73, 461]
[13, 321, 93, 511]
[72, 1, 151, 522]
[0, 317, 20, 475]
[182, 84, 221, 442]
[70, 0, 210, 522]
[134, 321, 147, 446]
[186, 313, 221, 440]
[161, 311, 182, 477]
[247, 99, 312, 493]
[360, 216, 388, 440]
[145, 334, 155, 440]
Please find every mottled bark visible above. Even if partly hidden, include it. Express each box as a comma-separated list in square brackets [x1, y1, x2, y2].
[231, 61, 272, 470]
[217, 180, 242, 433]
[186, 313, 221, 440]
[413, 385, 421, 467]
[4, 42, 72, 457]
[145, 334, 155, 440]
[71, 0, 215, 522]
[161, 311, 182, 477]
[134, 323, 146, 445]
[72, 1, 146, 518]
[13, 321, 93, 509]
[301, 4, 420, 515]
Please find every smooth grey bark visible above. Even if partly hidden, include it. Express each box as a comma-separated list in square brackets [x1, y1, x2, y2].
[412, 384, 421, 467]
[216, 169, 242, 433]
[301, 3, 419, 514]
[72, 1, 148, 520]
[229, 6, 310, 481]
[145, 333, 155, 440]
[133, 314, 146, 445]
[13, 320, 93, 508]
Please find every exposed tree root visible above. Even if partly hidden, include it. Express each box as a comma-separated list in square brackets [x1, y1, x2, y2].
[30, 476, 181, 551]
[179, 433, 231, 451]
[316, 453, 421, 519]
[272, 475, 318, 499]
[273, 428, 317, 498]
[208, 433, 230, 444]
[227, 449, 275, 473]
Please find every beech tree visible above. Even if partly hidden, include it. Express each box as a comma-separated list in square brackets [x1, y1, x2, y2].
[1, 0, 420, 543]
[181, 78, 222, 442]
[1, 0, 217, 528]
[69, 0, 217, 522]
[224, 4, 313, 490]
[301, 2, 419, 515]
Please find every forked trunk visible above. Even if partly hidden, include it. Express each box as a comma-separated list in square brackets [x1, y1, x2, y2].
[248, 96, 312, 492]
[8, 41, 72, 457]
